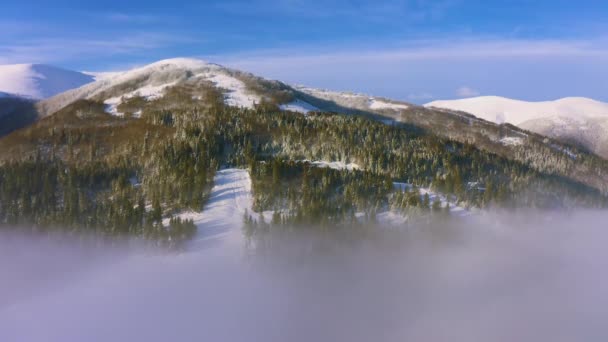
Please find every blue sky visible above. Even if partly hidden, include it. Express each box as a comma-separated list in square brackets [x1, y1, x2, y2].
[1, 0, 607, 102]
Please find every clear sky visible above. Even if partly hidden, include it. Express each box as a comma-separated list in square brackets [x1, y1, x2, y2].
[2, 0, 607, 103]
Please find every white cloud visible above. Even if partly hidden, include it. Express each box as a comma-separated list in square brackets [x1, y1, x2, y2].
[456, 86, 480, 97]
[0, 33, 202, 65]
[215, 37, 608, 69]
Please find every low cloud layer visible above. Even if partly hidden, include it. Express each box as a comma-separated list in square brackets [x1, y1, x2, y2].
[2, 211, 608, 341]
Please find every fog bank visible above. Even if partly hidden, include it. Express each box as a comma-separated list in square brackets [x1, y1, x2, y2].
[2, 211, 608, 342]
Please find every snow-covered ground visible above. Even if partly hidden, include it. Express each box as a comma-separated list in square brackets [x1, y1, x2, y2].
[280, 99, 319, 114]
[309, 160, 361, 171]
[369, 99, 409, 111]
[167, 169, 253, 249]
[499, 136, 524, 146]
[295, 85, 411, 114]
[202, 72, 260, 109]
[383, 182, 471, 225]
[0, 63, 94, 99]
[103, 82, 177, 116]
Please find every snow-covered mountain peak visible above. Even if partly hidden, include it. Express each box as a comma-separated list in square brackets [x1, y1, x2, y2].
[425, 95, 608, 158]
[0, 63, 94, 99]
[144, 57, 216, 70]
[425, 96, 608, 125]
[38, 57, 265, 116]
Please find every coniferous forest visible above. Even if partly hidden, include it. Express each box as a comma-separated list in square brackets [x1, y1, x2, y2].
[1, 83, 606, 245]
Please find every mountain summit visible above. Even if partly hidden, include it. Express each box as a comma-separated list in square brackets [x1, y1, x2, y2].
[0, 63, 94, 99]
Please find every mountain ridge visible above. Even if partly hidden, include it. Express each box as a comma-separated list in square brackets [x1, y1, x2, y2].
[425, 95, 608, 158]
[0, 63, 94, 99]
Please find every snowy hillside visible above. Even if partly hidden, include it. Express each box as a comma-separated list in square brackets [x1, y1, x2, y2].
[39, 58, 266, 117]
[167, 169, 253, 249]
[296, 86, 410, 117]
[425, 96, 608, 125]
[0, 64, 94, 99]
[426, 96, 608, 158]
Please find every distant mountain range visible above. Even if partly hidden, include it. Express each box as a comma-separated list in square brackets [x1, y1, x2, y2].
[426, 96, 608, 158]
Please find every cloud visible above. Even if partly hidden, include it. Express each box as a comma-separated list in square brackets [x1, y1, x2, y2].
[215, 37, 608, 68]
[456, 86, 480, 97]
[0, 33, 202, 65]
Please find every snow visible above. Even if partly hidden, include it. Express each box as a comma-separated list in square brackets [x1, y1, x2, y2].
[103, 97, 122, 116]
[122, 58, 259, 111]
[425, 96, 608, 126]
[103, 82, 177, 116]
[0, 63, 94, 99]
[280, 99, 319, 114]
[306, 160, 361, 171]
[40, 58, 264, 116]
[425, 96, 608, 157]
[296, 86, 411, 114]
[500, 137, 524, 146]
[203, 72, 260, 109]
[389, 182, 470, 218]
[550, 144, 577, 159]
[369, 99, 409, 111]
[167, 169, 253, 248]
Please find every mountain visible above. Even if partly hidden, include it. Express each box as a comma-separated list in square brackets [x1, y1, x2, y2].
[38, 58, 288, 117]
[1, 57, 608, 241]
[38, 58, 416, 120]
[0, 63, 94, 99]
[425, 96, 608, 158]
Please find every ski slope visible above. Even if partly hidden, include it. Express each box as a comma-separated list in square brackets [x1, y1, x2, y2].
[167, 169, 253, 249]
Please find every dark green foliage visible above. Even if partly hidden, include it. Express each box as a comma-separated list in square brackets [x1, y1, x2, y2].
[1, 83, 607, 243]
[250, 159, 391, 226]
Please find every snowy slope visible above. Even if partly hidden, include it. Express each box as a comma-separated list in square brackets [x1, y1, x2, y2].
[280, 99, 319, 114]
[0, 64, 94, 99]
[39, 58, 263, 116]
[295, 86, 410, 116]
[425, 96, 608, 125]
[167, 169, 253, 248]
[425, 96, 608, 158]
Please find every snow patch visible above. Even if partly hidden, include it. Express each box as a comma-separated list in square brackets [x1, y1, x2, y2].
[280, 99, 319, 114]
[391, 182, 470, 218]
[550, 144, 577, 159]
[500, 137, 524, 146]
[309, 161, 361, 171]
[369, 99, 409, 111]
[296, 85, 411, 114]
[201, 72, 260, 109]
[103, 82, 177, 116]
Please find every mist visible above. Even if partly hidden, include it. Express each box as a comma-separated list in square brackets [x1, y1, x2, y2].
[2, 211, 608, 342]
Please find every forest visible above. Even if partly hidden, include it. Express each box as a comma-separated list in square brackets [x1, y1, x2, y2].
[0, 83, 606, 245]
